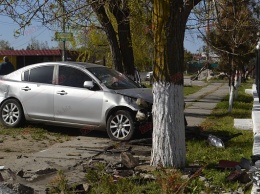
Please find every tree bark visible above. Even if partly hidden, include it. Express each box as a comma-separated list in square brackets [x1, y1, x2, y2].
[228, 85, 235, 112]
[151, 82, 186, 167]
[234, 70, 241, 99]
[228, 54, 234, 112]
[109, 1, 135, 76]
[91, 1, 123, 72]
[151, 0, 200, 168]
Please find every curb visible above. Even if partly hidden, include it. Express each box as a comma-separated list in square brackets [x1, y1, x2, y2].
[251, 84, 260, 193]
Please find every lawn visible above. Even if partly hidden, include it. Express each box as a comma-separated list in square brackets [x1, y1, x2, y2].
[185, 81, 254, 193]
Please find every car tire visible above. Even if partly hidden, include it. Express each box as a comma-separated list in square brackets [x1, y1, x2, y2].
[0, 99, 25, 128]
[107, 110, 135, 141]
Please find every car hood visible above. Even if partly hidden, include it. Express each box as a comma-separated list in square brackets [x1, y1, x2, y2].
[115, 88, 153, 103]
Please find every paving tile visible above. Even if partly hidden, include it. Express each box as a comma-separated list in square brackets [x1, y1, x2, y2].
[234, 119, 252, 130]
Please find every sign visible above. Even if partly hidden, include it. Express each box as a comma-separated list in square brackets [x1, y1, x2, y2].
[55, 32, 73, 41]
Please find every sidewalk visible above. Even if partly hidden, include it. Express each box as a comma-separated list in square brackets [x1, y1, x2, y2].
[185, 82, 230, 127]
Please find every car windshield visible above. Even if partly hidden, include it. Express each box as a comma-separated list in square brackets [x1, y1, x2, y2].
[87, 67, 140, 90]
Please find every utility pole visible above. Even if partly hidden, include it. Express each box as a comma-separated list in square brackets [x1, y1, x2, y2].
[54, 1, 73, 60]
[206, 1, 210, 61]
[206, 1, 211, 78]
[61, 1, 66, 61]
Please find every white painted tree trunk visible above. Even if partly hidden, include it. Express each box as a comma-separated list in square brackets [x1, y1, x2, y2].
[234, 71, 241, 99]
[151, 81, 186, 168]
[228, 85, 234, 112]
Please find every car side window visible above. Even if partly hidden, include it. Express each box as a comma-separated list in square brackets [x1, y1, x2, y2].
[24, 70, 29, 81]
[23, 66, 54, 84]
[58, 66, 92, 88]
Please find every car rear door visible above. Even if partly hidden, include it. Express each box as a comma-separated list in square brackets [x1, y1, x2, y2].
[20, 65, 55, 120]
[54, 65, 104, 125]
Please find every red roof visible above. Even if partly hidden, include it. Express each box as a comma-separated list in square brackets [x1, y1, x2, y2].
[0, 50, 61, 56]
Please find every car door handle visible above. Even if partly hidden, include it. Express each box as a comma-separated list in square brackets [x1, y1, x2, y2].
[57, 90, 68, 95]
[21, 86, 31, 91]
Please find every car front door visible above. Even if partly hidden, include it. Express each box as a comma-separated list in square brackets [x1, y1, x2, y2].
[54, 66, 104, 126]
[20, 65, 55, 120]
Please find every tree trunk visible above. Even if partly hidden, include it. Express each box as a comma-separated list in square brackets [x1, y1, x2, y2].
[150, 0, 199, 168]
[91, 2, 123, 72]
[228, 85, 235, 112]
[228, 55, 234, 112]
[234, 70, 241, 99]
[109, 0, 135, 76]
[117, 18, 135, 76]
[151, 82, 186, 167]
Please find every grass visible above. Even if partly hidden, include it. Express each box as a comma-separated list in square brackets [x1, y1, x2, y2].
[184, 85, 203, 96]
[143, 81, 203, 96]
[48, 165, 162, 194]
[0, 125, 72, 144]
[185, 81, 254, 193]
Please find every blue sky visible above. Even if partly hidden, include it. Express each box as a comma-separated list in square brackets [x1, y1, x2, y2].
[184, 30, 204, 53]
[0, 16, 58, 49]
[0, 16, 204, 53]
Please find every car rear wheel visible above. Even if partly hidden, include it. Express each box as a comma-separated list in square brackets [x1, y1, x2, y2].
[107, 110, 135, 141]
[0, 99, 24, 127]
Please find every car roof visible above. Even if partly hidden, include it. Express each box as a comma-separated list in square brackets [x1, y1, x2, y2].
[24, 61, 104, 69]
[2, 61, 107, 80]
[59, 61, 104, 69]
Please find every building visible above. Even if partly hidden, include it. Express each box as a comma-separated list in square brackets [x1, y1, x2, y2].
[0, 50, 78, 70]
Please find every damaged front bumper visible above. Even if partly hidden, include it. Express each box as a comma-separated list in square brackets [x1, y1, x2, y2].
[135, 97, 153, 135]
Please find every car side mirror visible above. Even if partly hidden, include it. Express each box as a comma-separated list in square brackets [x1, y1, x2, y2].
[83, 81, 94, 89]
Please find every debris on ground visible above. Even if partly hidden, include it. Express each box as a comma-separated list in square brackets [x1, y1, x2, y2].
[0, 137, 257, 193]
[217, 160, 240, 170]
[207, 134, 225, 148]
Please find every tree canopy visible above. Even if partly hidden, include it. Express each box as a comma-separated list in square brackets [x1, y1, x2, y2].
[0, 40, 13, 50]
[0, 0, 153, 75]
[26, 37, 50, 50]
[193, 0, 259, 72]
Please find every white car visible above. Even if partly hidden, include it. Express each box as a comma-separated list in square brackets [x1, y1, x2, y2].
[0, 61, 153, 141]
[145, 71, 153, 81]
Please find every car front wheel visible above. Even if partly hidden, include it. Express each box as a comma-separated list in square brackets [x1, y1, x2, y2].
[0, 99, 24, 127]
[107, 110, 135, 141]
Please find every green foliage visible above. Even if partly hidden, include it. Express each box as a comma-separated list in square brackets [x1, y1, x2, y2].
[0, 40, 14, 50]
[186, 178, 209, 193]
[184, 49, 193, 70]
[70, 25, 111, 65]
[129, 0, 153, 71]
[26, 37, 50, 50]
